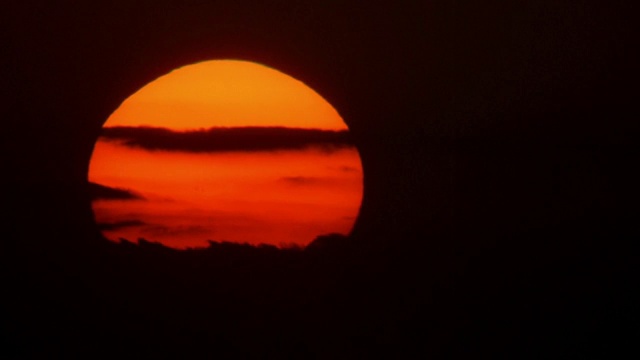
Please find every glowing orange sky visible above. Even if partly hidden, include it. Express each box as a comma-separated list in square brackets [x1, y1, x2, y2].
[88, 60, 363, 249]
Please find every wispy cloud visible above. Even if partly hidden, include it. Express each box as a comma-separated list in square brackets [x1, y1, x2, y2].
[89, 182, 145, 200]
[338, 166, 360, 173]
[96, 220, 146, 231]
[99, 126, 355, 153]
[279, 176, 321, 186]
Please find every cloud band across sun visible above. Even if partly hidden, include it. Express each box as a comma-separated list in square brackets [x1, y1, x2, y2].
[99, 126, 355, 153]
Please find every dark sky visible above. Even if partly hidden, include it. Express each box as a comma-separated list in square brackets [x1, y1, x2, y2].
[2, 1, 638, 358]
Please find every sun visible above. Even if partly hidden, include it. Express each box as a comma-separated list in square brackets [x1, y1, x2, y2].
[105, 60, 346, 131]
[88, 60, 363, 249]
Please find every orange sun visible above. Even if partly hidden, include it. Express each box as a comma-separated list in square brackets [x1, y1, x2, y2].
[88, 60, 363, 249]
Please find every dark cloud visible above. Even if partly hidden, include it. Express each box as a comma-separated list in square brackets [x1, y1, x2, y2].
[89, 182, 145, 200]
[141, 224, 212, 237]
[97, 220, 146, 231]
[99, 126, 355, 153]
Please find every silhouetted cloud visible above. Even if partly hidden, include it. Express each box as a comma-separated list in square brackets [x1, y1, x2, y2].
[306, 233, 349, 252]
[99, 126, 355, 153]
[89, 182, 145, 200]
[141, 224, 212, 237]
[97, 220, 146, 231]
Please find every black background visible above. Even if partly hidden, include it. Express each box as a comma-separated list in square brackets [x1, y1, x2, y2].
[2, 1, 638, 358]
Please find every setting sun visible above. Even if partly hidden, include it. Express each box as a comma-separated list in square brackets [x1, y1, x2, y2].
[105, 60, 345, 130]
[88, 60, 363, 249]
